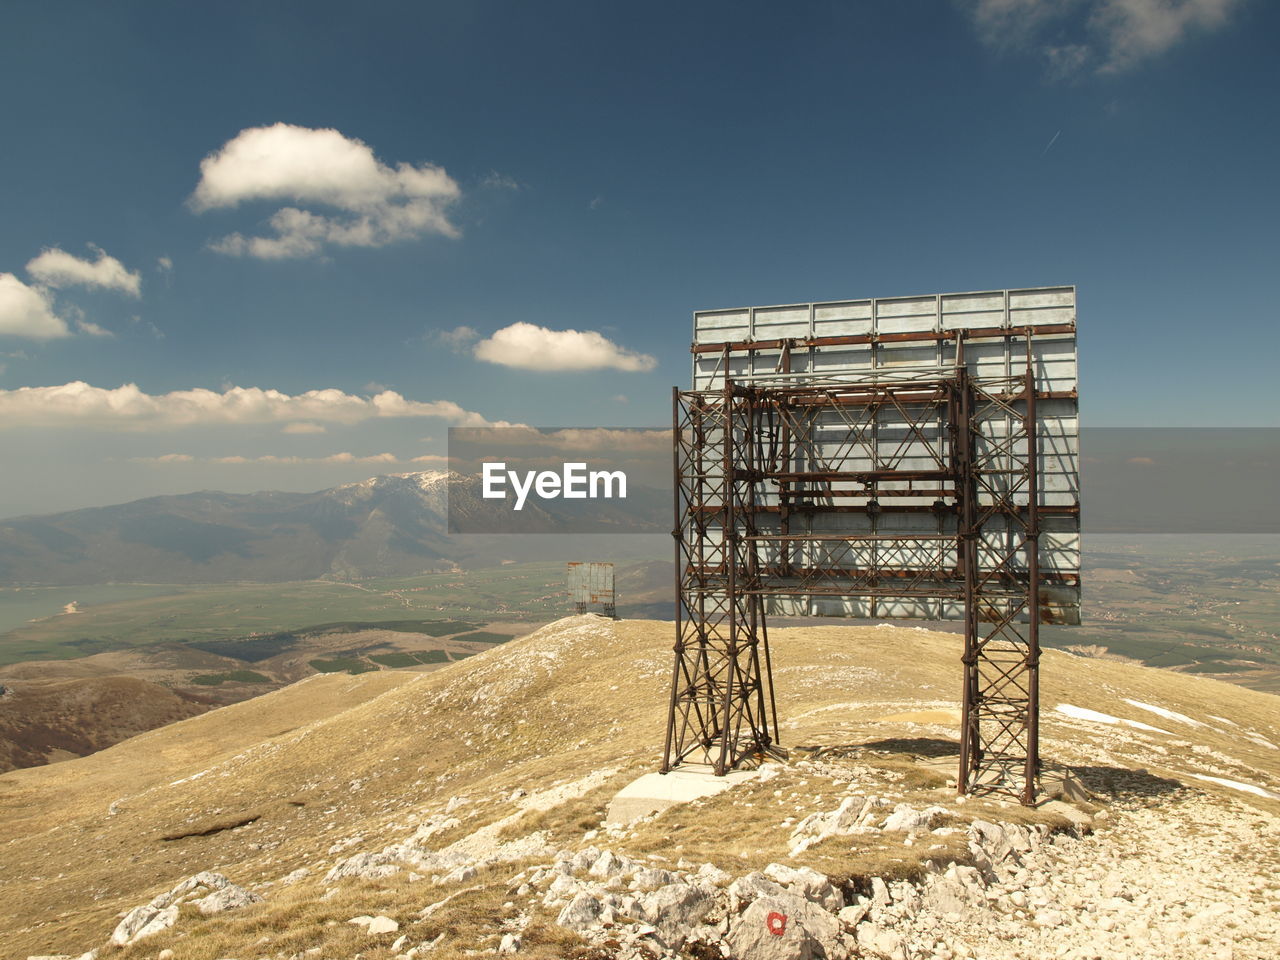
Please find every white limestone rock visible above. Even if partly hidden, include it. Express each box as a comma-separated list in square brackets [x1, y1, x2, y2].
[630, 866, 678, 890]
[856, 922, 907, 960]
[498, 932, 522, 953]
[324, 852, 401, 883]
[762, 862, 843, 912]
[556, 892, 604, 932]
[348, 915, 399, 935]
[637, 881, 716, 948]
[194, 885, 263, 916]
[727, 893, 846, 960]
[108, 871, 260, 946]
[882, 804, 948, 834]
[110, 904, 179, 947]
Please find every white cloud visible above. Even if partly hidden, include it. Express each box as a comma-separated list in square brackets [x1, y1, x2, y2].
[0, 381, 516, 430]
[192, 123, 461, 259]
[26, 245, 141, 296]
[74, 318, 114, 337]
[966, 0, 1243, 74]
[480, 171, 520, 190]
[157, 256, 173, 272]
[473, 322, 657, 372]
[0, 274, 70, 339]
[437, 325, 479, 349]
[1092, 0, 1238, 71]
[2, 247, 138, 340]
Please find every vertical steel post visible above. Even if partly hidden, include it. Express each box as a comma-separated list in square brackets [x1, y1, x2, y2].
[715, 378, 738, 776]
[1023, 346, 1042, 803]
[956, 338, 980, 796]
[743, 389, 770, 752]
[662, 387, 683, 774]
[761, 615, 779, 745]
[779, 342, 793, 579]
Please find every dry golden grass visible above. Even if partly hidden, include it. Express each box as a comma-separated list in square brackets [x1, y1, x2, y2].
[104, 861, 611, 960]
[2, 615, 1278, 958]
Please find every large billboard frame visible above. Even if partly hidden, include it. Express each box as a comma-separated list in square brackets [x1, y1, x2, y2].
[662, 286, 1080, 804]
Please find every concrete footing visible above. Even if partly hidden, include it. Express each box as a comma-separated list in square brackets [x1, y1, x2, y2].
[605, 765, 759, 825]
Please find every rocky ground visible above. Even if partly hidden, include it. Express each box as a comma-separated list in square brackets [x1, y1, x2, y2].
[40, 761, 1279, 960]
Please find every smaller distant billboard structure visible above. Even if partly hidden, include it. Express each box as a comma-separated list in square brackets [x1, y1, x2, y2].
[569, 562, 617, 618]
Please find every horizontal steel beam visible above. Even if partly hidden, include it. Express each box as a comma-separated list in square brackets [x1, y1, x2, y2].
[689, 503, 1080, 516]
[691, 322, 1076, 354]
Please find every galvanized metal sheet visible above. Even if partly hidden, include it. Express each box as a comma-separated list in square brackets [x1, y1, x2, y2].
[690, 286, 1080, 623]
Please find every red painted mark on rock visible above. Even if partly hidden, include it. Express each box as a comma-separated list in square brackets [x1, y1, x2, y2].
[766, 911, 788, 936]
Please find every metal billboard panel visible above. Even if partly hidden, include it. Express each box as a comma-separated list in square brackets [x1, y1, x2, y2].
[689, 285, 1080, 624]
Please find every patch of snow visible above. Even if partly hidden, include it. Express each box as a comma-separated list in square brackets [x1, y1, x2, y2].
[1186, 773, 1280, 800]
[1054, 704, 1170, 735]
[1122, 699, 1204, 728]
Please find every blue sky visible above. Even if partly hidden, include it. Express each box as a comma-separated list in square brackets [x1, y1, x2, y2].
[0, 0, 1276, 517]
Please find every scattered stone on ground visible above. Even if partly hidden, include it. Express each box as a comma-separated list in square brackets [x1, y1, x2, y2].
[109, 872, 261, 947]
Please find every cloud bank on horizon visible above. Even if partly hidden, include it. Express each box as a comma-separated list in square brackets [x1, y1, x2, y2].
[0, 381, 518, 431]
[133, 451, 449, 467]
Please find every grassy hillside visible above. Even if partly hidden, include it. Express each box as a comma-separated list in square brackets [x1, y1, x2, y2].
[0, 568, 565, 771]
[0, 675, 211, 770]
[0, 564, 568, 667]
[2, 616, 1277, 959]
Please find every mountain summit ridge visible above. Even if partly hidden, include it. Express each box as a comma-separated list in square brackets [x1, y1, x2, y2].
[2, 615, 1277, 959]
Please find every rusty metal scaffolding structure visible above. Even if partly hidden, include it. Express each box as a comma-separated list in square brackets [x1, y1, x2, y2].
[568, 561, 617, 618]
[662, 318, 1079, 803]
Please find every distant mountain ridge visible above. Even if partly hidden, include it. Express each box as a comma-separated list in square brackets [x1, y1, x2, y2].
[0, 472, 462, 585]
[0, 471, 668, 585]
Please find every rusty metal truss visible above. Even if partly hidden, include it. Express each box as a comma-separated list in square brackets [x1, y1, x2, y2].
[662, 338, 1066, 803]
